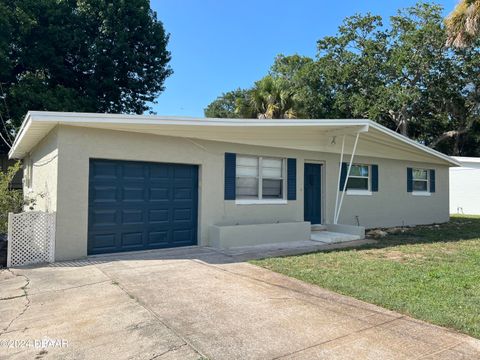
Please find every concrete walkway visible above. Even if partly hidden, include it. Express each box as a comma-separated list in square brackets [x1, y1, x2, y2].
[1, 245, 479, 359]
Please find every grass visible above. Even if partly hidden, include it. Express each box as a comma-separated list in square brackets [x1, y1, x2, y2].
[251, 215, 480, 338]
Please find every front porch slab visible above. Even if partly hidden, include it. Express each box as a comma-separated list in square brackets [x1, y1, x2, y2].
[311, 231, 362, 244]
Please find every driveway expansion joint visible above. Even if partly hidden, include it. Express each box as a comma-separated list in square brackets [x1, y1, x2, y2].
[272, 315, 405, 360]
[191, 258, 401, 321]
[149, 343, 188, 359]
[414, 339, 467, 359]
[94, 265, 209, 360]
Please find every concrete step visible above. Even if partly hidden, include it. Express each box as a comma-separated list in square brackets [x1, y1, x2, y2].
[310, 231, 361, 244]
[311, 224, 327, 232]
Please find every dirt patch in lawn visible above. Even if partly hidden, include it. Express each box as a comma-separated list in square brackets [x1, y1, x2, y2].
[360, 248, 426, 263]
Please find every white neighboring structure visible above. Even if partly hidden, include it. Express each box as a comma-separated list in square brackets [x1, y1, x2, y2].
[450, 157, 480, 215]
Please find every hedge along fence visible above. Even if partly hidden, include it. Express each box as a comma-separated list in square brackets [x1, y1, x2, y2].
[0, 162, 23, 234]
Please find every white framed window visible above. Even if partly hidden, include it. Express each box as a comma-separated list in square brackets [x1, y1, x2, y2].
[236, 155, 285, 203]
[412, 168, 429, 193]
[346, 164, 370, 191]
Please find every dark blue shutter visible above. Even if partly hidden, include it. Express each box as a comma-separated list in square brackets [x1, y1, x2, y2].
[224, 153, 236, 200]
[430, 169, 436, 193]
[371, 164, 378, 192]
[287, 158, 296, 200]
[407, 167, 413, 192]
[339, 162, 348, 191]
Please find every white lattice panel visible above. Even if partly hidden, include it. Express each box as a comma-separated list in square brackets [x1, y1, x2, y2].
[7, 211, 56, 267]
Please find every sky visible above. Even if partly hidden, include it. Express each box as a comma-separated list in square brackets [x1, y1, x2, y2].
[150, 0, 457, 117]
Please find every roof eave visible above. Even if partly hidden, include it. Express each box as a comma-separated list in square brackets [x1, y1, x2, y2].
[8, 112, 33, 159]
[367, 120, 460, 167]
[8, 112, 460, 167]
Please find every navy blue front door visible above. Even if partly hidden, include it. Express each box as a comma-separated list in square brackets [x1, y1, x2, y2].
[304, 163, 322, 224]
[88, 159, 198, 255]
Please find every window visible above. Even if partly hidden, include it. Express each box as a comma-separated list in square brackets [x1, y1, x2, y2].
[346, 164, 370, 191]
[236, 156, 285, 200]
[236, 156, 259, 199]
[413, 168, 429, 192]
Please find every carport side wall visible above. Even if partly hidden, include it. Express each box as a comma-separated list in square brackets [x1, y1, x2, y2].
[53, 125, 450, 261]
[23, 127, 59, 213]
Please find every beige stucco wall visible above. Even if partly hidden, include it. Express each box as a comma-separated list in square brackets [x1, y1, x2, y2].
[334, 157, 449, 227]
[24, 128, 59, 213]
[41, 125, 449, 261]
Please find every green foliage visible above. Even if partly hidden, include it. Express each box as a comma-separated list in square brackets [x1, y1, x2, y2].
[205, 2, 480, 156]
[249, 75, 302, 119]
[0, 162, 23, 234]
[0, 0, 172, 144]
[204, 74, 305, 119]
[204, 89, 253, 118]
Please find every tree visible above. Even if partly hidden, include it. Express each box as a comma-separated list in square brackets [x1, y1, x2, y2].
[315, 4, 450, 137]
[446, 0, 480, 47]
[270, 55, 334, 119]
[0, 0, 172, 148]
[204, 56, 315, 119]
[204, 76, 303, 119]
[0, 162, 23, 233]
[204, 89, 253, 118]
[315, 2, 480, 154]
[204, 2, 480, 156]
[249, 76, 301, 119]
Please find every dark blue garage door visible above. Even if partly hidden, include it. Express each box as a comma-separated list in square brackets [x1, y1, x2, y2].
[88, 159, 198, 255]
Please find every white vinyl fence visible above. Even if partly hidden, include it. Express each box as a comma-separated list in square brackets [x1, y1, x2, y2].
[7, 211, 56, 267]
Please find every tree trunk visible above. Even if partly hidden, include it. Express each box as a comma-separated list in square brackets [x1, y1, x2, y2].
[399, 119, 408, 137]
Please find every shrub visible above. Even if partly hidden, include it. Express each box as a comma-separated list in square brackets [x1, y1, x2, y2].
[0, 162, 24, 234]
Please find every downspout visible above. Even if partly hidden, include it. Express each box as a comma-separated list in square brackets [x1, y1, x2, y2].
[334, 132, 360, 224]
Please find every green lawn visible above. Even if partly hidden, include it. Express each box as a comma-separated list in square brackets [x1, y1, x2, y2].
[251, 216, 480, 338]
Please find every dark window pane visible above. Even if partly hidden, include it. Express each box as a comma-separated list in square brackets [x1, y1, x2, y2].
[346, 177, 368, 190]
[413, 180, 428, 192]
[262, 179, 283, 198]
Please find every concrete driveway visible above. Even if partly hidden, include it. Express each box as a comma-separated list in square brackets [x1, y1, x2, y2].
[1, 245, 479, 359]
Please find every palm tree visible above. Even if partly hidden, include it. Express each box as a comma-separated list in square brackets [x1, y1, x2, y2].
[246, 76, 299, 119]
[446, 0, 480, 47]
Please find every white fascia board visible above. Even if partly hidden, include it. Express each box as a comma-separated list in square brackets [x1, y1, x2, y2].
[8, 112, 32, 159]
[26, 111, 372, 128]
[451, 156, 480, 164]
[322, 125, 369, 136]
[367, 121, 460, 167]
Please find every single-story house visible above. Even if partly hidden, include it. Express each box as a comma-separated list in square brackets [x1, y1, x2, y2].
[9, 111, 459, 261]
[449, 156, 480, 215]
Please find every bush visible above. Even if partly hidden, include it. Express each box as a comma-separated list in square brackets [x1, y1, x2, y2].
[0, 162, 24, 234]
